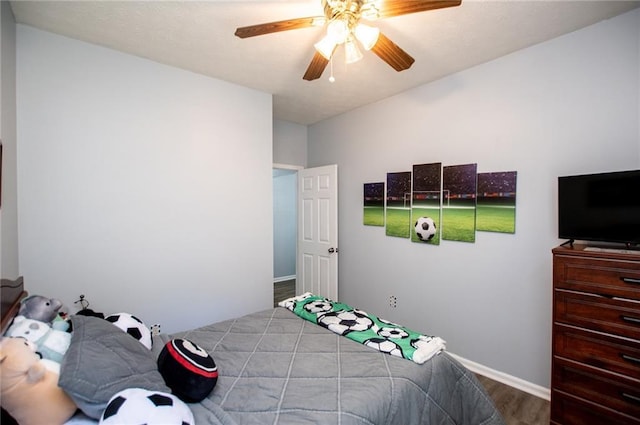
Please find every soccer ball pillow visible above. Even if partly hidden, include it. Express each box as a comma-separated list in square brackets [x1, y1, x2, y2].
[414, 216, 437, 241]
[105, 313, 152, 350]
[99, 388, 194, 425]
[157, 338, 218, 402]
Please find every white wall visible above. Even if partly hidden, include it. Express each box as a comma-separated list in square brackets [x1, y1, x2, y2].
[308, 9, 640, 389]
[273, 119, 307, 167]
[17, 26, 273, 333]
[1, 1, 19, 279]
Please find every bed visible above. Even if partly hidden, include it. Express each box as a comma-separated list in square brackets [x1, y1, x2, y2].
[1, 277, 505, 425]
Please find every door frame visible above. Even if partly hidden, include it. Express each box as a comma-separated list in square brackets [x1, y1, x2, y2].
[273, 163, 303, 285]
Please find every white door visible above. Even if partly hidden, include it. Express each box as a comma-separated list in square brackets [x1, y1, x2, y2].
[297, 164, 338, 300]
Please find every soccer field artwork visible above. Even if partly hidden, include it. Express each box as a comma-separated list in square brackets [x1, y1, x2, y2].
[476, 171, 517, 233]
[364, 160, 517, 246]
[411, 163, 442, 244]
[442, 164, 478, 243]
[363, 182, 385, 226]
[386, 172, 412, 238]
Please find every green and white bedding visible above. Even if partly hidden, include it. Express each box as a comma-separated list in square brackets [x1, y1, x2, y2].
[279, 292, 446, 364]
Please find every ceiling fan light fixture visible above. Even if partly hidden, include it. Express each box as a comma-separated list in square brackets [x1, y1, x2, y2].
[354, 23, 380, 50]
[314, 35, 338, 60]
[236, 0, 464, 81]
[344, 38, 363, 64]
[327, 19, 349, 44]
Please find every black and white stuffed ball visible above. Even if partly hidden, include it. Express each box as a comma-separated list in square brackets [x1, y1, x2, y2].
[105, 313, 152, 350]
[158, 339, 218, 403]
[99, 388, 194, 425]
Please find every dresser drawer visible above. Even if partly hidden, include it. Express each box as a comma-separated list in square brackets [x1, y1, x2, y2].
[552, 358, 640, 419]
[553, 324, 640, 378]
[554, 255, 640, 300]
[551, 390, 640, 425]
[555, 289, 640, 340]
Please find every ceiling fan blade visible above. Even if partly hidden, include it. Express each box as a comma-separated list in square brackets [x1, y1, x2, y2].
[370, 33, 415, 72]
[375, 0, 462, 19]
[303, 52, 330, 81]
[235, 17, 321, 38]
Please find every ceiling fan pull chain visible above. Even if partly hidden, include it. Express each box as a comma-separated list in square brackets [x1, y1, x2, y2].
[329, 56, 335, 83]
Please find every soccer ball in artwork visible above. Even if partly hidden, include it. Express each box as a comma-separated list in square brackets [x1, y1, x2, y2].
[100, 388, 194, 425]
[414, 216, 437, 241]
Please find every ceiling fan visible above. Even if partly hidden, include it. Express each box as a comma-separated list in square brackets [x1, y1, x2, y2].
[235, 0, 462, 81]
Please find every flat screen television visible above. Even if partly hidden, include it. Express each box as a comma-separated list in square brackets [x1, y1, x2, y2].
[558, 169, 640, 246]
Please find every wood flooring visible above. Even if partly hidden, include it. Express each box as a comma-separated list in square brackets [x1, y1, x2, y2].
[273, 278, 296, 306]
[273, 279, 550, 425]
[476, 374, 550, 425]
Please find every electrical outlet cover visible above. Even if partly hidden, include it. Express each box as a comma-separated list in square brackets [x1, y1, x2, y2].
[150, 324, 161, 336]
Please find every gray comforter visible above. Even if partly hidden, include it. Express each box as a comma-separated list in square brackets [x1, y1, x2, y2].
[157, 307, 505, 425]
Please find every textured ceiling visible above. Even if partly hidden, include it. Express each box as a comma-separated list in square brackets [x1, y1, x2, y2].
[10, 0, 640, 125]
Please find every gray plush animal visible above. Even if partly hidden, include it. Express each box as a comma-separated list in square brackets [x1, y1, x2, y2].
[19, 295, 63, 324]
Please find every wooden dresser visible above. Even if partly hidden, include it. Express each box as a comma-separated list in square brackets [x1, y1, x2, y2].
[551, 244, 640, 424]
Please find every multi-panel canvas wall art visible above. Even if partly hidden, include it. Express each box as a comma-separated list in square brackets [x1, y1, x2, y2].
[363, 182, 385, 226]
[385, 172, 412, 238]
[442, 163, 478, 243]
[364, 161, 517, 246]
[411, 163, 442, 244]
[476, 171, 517, 233]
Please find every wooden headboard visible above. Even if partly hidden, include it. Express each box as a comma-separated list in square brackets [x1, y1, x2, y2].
[0, 276, 26, 334]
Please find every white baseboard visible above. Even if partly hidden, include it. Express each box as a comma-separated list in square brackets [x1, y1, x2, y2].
[274, 275, 296, 283]
[447, 352, 551, 401]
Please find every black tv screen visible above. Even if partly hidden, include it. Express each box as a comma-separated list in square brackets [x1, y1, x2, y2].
[558, 170, 640, 245]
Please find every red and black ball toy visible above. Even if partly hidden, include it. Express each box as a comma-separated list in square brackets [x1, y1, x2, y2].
[157, 338, 218, 403]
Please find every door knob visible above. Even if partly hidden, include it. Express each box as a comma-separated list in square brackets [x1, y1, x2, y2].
[328, 247, 339, 253]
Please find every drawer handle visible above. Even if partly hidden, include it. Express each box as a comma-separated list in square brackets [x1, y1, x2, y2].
[622, 392, 640, 406]
[621, 315, 640, 325]
[621, 277, 640, 285]
[621, 353, 640, 365]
